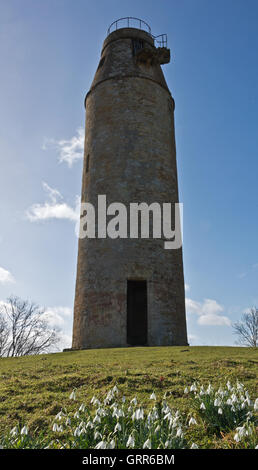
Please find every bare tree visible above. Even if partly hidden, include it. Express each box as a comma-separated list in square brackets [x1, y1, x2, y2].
[233, 307, 258, 348]
[0, 312, 9, 356]
[0, 296, 60, 357]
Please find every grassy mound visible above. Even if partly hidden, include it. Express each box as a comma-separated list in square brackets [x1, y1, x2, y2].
[0, 346, 257, 448]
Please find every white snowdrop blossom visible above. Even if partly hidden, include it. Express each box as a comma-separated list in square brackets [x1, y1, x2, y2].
[114, 422, 122, 432]
[191, 443, 198, 449]
[126, 435, 135, 448]
[95, 441, 107, 449]
[188, 417, 197, 426]
[10, 427, 18, 437]
[69, 390, 76, 400]
[150, 392, 156, 400]
[143, 438, 151, 449]
[21, 426, 29, 435]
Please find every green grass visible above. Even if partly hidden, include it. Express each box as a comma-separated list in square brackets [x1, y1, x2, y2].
[0, 346, 257, 448]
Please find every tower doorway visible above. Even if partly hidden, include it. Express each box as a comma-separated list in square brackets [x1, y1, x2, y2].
[127, 280, 148, 346]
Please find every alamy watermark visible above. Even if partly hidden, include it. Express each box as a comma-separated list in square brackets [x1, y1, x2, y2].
[75, 195, 183, 250]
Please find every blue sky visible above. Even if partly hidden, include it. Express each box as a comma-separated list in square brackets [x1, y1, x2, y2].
[0, 0, 258, 348]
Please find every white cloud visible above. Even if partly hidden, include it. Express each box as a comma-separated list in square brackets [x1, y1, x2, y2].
[58, 331, 72, 350]
[43, 127, 84, 167]
[198, 313, 231, 326]
[26, 182, 79, 223]
[43, 306, 72, 328]
[42, 305, 73, 351]
[186, 297, 231, 326]
[0, 267, 15, 284]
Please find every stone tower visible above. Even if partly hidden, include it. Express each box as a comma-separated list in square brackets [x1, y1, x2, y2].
[72, 18, 188, 349]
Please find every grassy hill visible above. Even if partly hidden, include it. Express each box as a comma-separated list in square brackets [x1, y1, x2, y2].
[0, 346, 257, 448]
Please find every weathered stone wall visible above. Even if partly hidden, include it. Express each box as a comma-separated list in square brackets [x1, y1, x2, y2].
[72, 28, 188, 349]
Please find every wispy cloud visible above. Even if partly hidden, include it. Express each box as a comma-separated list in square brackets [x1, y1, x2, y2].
[186, 297, 231, 326]
[42, 127, 84, 167]
[26, 182, 79, 223]
[0, 267, 15, 284]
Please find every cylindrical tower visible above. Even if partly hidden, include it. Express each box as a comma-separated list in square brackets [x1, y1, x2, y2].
[72, 19, 188, 349]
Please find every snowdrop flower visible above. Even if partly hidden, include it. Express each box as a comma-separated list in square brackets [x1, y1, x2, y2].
[234, 432, 240, 442]
[93, 398, 101, 407]
[164, 412, 172, 421]
[126, 435, 135, 448]
[155, 425, 161, 433]
[190, 383, 197, 392]
[21, 426, 28, 435]
[112, 408, 124, 419]
[133, 408, 144, 420]
[150, 392, 156, 400]
[95, 441, 107, 449]
[188, 417, 197, 426]
[108, 440, 116, 449]
[93, 414, 101, 424]
[54, 425, 63, 432]
[112, 385, 119, 395]
[79, 404, 85, 412]
[86, 420, 94, 429]
[10, 426, 18, 437]
[52, 423, 58, 432]
[74, 411, 80, 419]
[218, 408, 223, 415]
[176, 427, 183, 438]
[191, 443, 198, 449]
[231, 394, 237, 403]
[254, 398, 258, 411]
[200, 402, 206, 410]
[55, 410, 65, 420]
[206, 384, 212, 395]
[227, 381, 232, 391]
[130, 397, 137, 405]
[94, 431, 102, 440]
[122, 396, 126, 403]
[214, 398, 220, 407]
[69, 390, 76, 400]
[114, 422, 122, 432]
[143, 438, 151, 449]
[74, 427, 81, 437]
[236, 426, 246, 439]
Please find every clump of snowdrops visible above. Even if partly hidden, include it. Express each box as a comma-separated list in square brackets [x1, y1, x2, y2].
[184, 380, 257, 436]
[1, 381, 257, 449]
